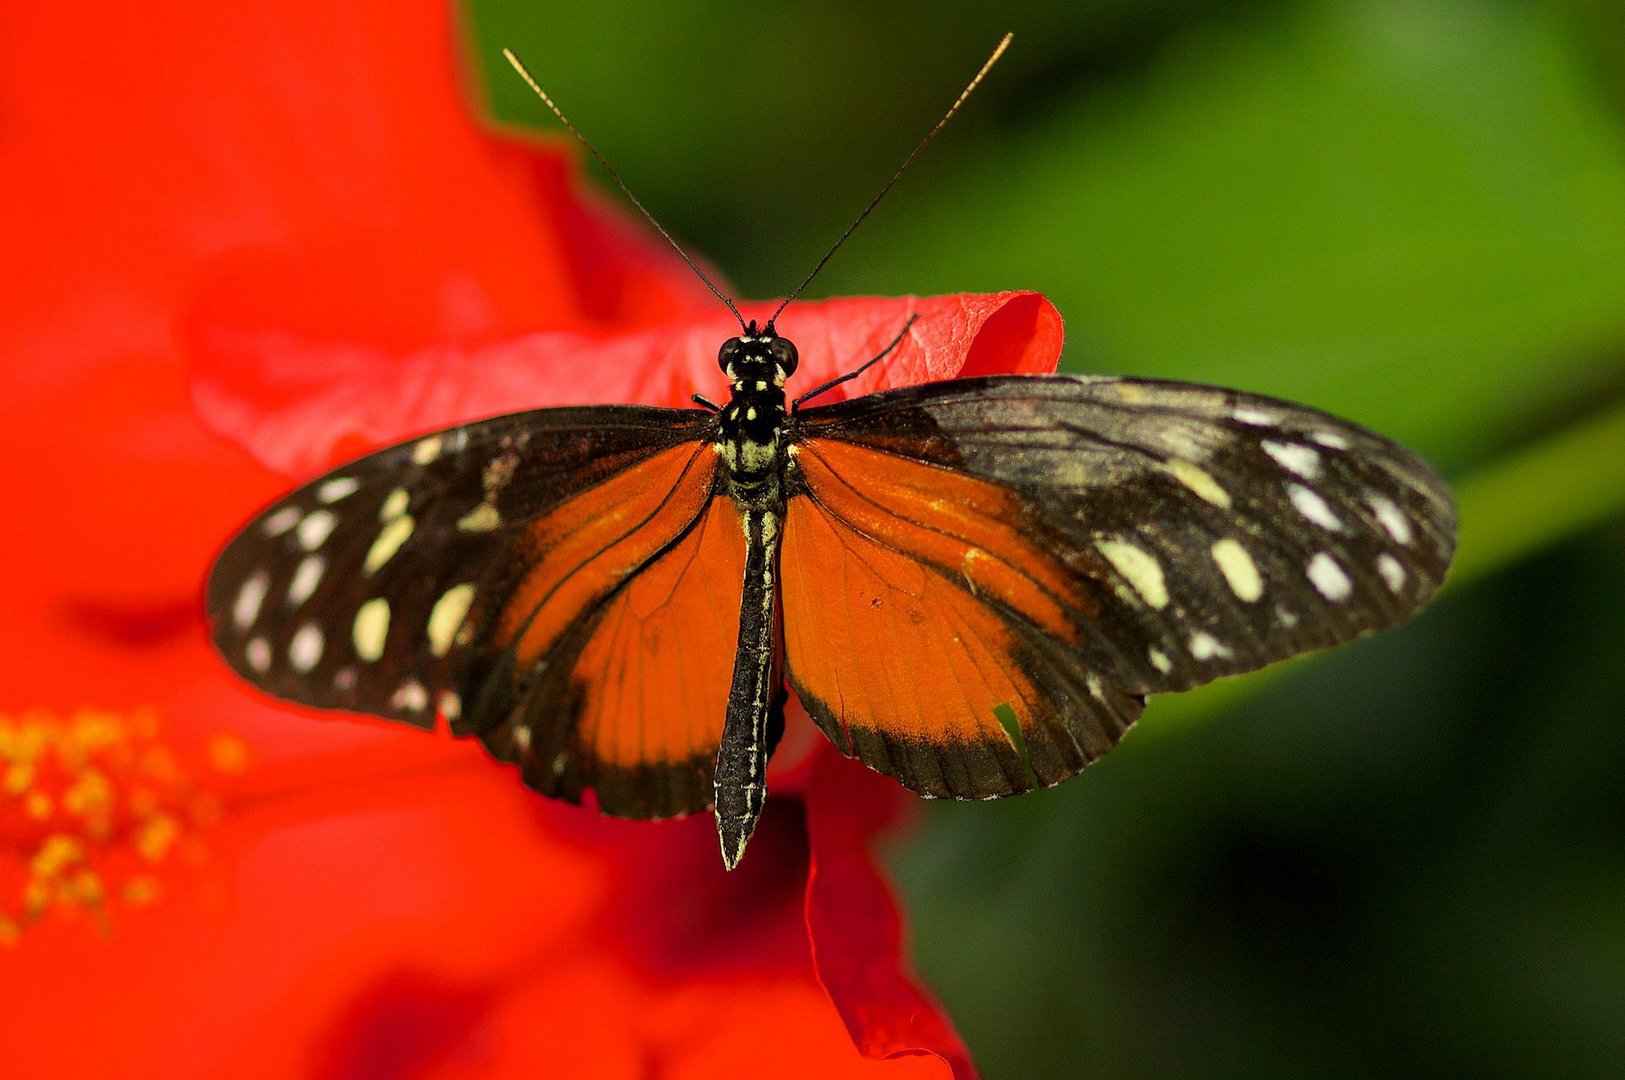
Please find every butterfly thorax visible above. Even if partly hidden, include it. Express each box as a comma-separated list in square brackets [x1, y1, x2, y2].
[715, 326, 797, 496]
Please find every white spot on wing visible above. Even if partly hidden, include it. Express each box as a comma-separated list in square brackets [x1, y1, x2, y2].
[391, 679, 429, 713]
[297, 510, 337, 551]
[1234, 407, 1275, 427]
[334, 667, 358, 691]
[246, 637, 272, 673]
[1369, 495, 1414, 545]
[286, 555, 325, 606]
[289, 623, 324, 673]
[457, 503, 501, 532]
[411, 435, 444, 465]
[1377, 553, 1407, 592]
[1167, 459, 1231, 508]
[364, 515, 414, 573]
[1262, 440, 1321, 479]
[1310, 431, 1351, 450]
[233, 570, 270, 629]
[1148, 646, 1173, 674]
[1189, 632, 1233, 661]
[1289, 485, 1343, 531]
[353, 597, 391, 662]
[1098, 539, 1169, 610]
[318, 476, 361, 503]
[379, 488, 410, 522]
[1210, 539, 1263, 603]
[1306, 553, 1353, 601]
[262, 506, 301, 537]
[438, 691, 462, 724]
[427, 583, 476, 658]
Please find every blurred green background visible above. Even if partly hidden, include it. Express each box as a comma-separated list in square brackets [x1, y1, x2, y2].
[465, 1, 1625, 1076]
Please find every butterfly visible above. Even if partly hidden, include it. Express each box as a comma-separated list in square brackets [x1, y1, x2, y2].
[205, 39, 1456, 870]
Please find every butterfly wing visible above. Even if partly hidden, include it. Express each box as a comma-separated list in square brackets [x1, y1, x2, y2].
[783, 374, 1455, 798]
[207, 404, 737, 819]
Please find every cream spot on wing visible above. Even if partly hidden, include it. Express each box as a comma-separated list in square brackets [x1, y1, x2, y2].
[1086, 674, 1105, 700]
[1289, 485, 1342, 531]
[1310, 431, 1351, 449]
[411, 435, 443, 465]
[513, 723, 533, 755]
[297, 510, 337, 551]
[482, 452, 520, 494]
[379, 487, 410, 522]
[1234, 407, 1275, 427]
[364, 515, 414, 573]
[1377, 553, 1407, 592]
[1369, 495, 1414, 545]
[1306, 553, 1353, 601]
[262, 506, 302, 537]
[1277, 607, 1300, 628]
[246, 637, 272, 673]
[1148, 646, 1173, 674]
[1262, 440, 1321, 479]
[1189, 632, 1233, 661]
[1210, 539, 1263, 602]
[457, 503, 501, 532]
[1167, 459, 1231, 508]
[438, 691, 462, 724]
[391, 679, 429, 713]
[318, 476, 361, 503]
[427, 583, 476, 658]
[288, 623, 324, 673]
[333, 667, 358, 692]
[1098, 539, 1169, 610]
[233, 570, 270, 629]
[352, 597, 391, 662]
[286, 555, 325, 606]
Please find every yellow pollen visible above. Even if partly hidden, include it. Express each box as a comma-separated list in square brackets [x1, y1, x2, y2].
[1, 706, 246, 944]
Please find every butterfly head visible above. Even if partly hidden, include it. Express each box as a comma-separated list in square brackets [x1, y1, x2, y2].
[719, 321, 799, 390]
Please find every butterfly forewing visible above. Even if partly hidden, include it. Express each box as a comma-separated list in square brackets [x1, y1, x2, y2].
[207, 405, 714, 734]
[785, 374, 1454, 795]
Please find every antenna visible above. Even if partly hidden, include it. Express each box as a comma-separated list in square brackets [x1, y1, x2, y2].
[502, 48, 748, 332]
[767, 32, 1012, 328]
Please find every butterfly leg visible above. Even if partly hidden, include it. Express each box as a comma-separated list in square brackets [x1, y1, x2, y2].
[714, 502, 785, 869]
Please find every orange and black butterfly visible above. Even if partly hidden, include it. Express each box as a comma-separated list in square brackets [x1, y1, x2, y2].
[206, 39, 1456, 869]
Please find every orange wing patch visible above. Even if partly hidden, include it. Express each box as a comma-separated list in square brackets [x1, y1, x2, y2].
[487, 493, 748, 821]
[497, 442, 716, 671]
[792, 439, 1088, 640]
[783, 439, 1138, 799]
[571, 495, 745, 771]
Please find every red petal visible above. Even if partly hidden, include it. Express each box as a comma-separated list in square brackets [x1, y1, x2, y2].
[805, 752, 980, 1080]
[0, 1, 710, 620]
[191, 290, 1062, 477]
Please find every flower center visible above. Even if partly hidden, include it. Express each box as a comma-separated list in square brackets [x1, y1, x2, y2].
[0, 707, 246, 944]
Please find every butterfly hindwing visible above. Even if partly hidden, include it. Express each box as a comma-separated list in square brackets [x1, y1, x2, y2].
[784, 373, 1455, 797]
[478, 493, 749, 821]
[206, 405, 718, 757]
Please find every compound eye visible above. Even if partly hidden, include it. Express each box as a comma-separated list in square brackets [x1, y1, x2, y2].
[769, 337, 799, 376]
[717, 338, 742, 372]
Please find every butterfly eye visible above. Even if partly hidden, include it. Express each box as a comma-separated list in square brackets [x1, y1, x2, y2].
[769, 338, 798, 376]
[717, 338, 743, 372]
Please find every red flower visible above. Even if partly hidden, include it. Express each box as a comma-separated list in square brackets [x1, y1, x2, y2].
[1, 3, 1062, 1077]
